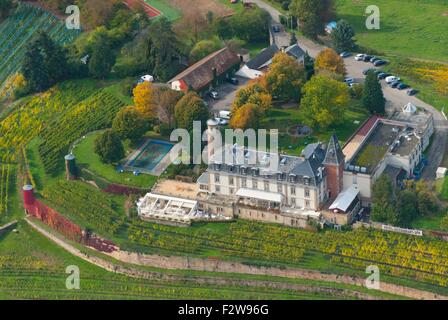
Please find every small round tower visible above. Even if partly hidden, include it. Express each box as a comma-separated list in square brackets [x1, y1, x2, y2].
[65, 154, 77, 180]
[207, 119, 219, 164]
[22, 185, 35, 206]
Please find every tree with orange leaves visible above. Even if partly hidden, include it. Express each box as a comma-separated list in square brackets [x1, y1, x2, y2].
[133, 82, 157, 119]
[229, 103, 261, 130]
[232, 80, 272, 114]
[315, 48, 346, 76]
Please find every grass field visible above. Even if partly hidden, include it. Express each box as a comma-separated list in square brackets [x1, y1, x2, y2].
[383, 57, 448, 111]
[73, 132, 158, 189]
[335, 0, 448, 62]
[262, 103, 369, 155]
[145, 0, 181, 21]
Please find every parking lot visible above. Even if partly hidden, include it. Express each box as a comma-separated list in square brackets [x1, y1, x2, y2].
[204, 76, 249, 116]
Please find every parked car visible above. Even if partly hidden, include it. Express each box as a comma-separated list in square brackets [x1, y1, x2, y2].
[362, 68, 375, 75]
[363, 55, 373, 62]
[227, 77, 239, 85]
[355, 54, 365, 61]
[374, 60, 387, 66]
[397, 83, 410, 90]
[377, 72, 389, 80]
[385, 76, 400, 83]
[407, 89, 419, 96]
[272, 25, 280, 33]
[344, 77, 355, 84]
[370, 56, 380, 63]
[219, 110, 231, 120]
[340, 52, 352, 58]
[215, 117, 229, 126]
[209, 90, 219, 100]
[390, 81, 401, 88]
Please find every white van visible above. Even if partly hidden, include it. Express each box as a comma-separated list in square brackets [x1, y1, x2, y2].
[385, 76, 400, 84]
[219, 110, 231, 120]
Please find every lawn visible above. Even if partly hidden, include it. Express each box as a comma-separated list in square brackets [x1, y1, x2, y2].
[383, 57, 448, 112]
[335, 0, 448, 62]
[145, 0, 182, 21]
[262, 103, 369, 155]
[72, 132, 158, 189]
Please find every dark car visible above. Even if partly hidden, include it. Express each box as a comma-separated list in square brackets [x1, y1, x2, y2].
[272, 25, 280, 33]
[407, 89, 419, 96]
[370, 56, 380, 63]
[340, 51, 352, 58]
[397, 83, 410, 90]
[377, 72, 389, 80]
[227, 77, 239, 85]
[390, 81, 401, 88]
[374, 60, 387, 66]
[362, 68, 375, 75]
[363, 55, 373, 62]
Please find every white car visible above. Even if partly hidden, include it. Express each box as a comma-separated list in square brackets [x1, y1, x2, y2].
[385, 76, 400, 84]
[215, 117, 228, 126]
[141, 74, 154, 82]
[355, 54, 365, 61]
[219, 110, 231, 120]
[344, 77, 355, 84]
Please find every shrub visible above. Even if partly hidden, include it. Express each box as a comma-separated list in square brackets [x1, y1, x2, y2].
[94, 129, 125, 164]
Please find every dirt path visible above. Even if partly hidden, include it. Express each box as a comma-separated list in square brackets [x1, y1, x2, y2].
[25, 217, 448, 300]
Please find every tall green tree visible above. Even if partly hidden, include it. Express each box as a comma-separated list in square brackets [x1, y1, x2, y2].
[263, 52, 306, 102]
[290, 0, 334, 39]
[22, 32, 68, 92]
[331, 19, 356, 53]
[174, 92, 209, 132]
[94, 129, 125, 164]
[88, 33, 116, 79]
[300, 75, 349, 129]
[112, 107, 149, 143]
[371, 175, 399, 225]
[362, 70, 386, 114]
[0, 0, 13, 21]
[145, 17, 179, 81]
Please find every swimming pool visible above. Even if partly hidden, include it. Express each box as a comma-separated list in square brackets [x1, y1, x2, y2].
[127, 139, 174, 173]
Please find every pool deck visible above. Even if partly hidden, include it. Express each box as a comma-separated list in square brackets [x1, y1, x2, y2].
[123, 139, 174, 176]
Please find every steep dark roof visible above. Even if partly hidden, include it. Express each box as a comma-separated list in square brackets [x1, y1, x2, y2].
[285, 43, 306, 60]
[246, 44, 279, 70]
[323, 134, 345, 166]
[169, 47, 240, 91]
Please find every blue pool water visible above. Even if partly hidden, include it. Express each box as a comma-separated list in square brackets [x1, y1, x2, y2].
[128, 140, 174, 172]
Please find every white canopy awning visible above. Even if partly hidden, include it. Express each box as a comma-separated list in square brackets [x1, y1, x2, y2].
[329, 185, 360, 212]
[236, 188, 283, 203]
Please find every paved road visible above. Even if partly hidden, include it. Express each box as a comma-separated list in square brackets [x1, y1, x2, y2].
[254, 0, 448, 179]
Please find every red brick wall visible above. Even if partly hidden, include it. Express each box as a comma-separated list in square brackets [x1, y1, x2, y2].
[325, 164, 343, 200]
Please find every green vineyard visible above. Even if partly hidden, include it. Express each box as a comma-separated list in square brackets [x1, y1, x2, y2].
[38, 90, 127, 175]
[38, 179, 448, 291]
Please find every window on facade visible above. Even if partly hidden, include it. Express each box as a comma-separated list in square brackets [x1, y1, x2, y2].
[305, 188, 310, 198]
[214, 174, 220, 183]
[264, 181, 269, 191]
[277, 184, 282, 193]
[291, 198, 296, 206]
[253, 180, 258, 189]
[242, 178, 247, 187]
[305, 200, 310, 208]
[215, 185, 220, 193]
[229, 177, 234, 185]
[291, 186, 296, 195]
[230, 188, 234, 194]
